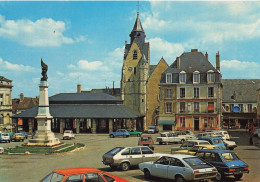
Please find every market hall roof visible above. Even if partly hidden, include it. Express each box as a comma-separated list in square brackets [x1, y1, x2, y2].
[12, 104, 143, 119]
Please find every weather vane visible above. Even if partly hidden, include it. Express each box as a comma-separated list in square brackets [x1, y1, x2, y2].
[137, 1, 140, 15]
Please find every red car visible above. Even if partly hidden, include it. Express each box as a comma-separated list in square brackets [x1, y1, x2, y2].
[138, 135, 154, 150]
[40, 167, 129, 182]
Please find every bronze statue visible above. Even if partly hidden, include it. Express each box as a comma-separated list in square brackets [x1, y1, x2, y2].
[41, 58, 48, 81]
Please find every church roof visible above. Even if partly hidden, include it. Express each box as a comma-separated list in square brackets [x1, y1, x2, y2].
[131, 13, 144, 33]
[0, 76, 12, 82]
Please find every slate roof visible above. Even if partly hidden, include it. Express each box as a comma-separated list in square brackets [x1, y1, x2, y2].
[13, 104, 144, 119]
[50, 93, 120, 102]
[149, 65, 157, 76]
[222, 79, 260, 103]
[161, 50, 221, 84]
[0, 76, 12, 82]
[131, 13, 144, 33]
[124, 42, 149, 62]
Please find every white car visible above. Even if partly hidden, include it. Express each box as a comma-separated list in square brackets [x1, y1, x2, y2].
[156, 132, 186, 145]
[63, 130, 75, 140]
[139, 154, 217, 182]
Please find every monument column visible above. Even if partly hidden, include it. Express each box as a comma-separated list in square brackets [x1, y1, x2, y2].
[28, 59, 60, 146]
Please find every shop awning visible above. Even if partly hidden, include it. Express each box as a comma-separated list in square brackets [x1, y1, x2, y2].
[158, 121, 175, 125]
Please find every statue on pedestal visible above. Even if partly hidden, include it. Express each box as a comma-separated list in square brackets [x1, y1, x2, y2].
[41, 58, 48, 81]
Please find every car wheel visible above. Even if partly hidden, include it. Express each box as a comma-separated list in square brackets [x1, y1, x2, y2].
[234, 174, 243, 180]
[215, 172, 225, 181]
[144, 169, 151, 179]
[176, 175, 185, 182]
[8, 140, 10, 143]
[120, 162, 130, 171]
[110, 134, 114, 138]
[159, 142, 162, 145]
[137, 134, 141, 137]
[181, 139, 185, 144]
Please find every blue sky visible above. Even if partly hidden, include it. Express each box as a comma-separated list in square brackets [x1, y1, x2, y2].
[0, 1, 260, 98]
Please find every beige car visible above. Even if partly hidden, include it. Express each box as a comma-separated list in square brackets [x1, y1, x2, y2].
[102, 146, 163, 171]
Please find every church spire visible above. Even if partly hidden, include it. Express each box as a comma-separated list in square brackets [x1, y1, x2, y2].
[129, 12, 146, 45]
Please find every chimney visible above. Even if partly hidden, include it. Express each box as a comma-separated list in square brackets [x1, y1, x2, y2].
[205, 52, 208, 60]
[191, 49, 198, 52]
[216, 51, 220, 71]
[77, 84, 81, 93]
[176, 57, 181, 69]
[20, 93, 24, 102]
[112, 81, 115, 96]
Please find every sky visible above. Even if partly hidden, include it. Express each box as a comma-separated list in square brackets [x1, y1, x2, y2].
[0, 1, 260, 98]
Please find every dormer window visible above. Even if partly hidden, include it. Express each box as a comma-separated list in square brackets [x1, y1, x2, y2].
[179, 71, 186, 83]
[207, 70, 214, 83]
[133, 50, 138, 60]
[193, 71, 200, 83]
[166, 73, 172, 83]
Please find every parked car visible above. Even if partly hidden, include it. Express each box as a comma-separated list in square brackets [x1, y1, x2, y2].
[171, 144, 224, 155]
[0, 147, 4, 154]
[223, 139, 237, 150]
[138, 135, 154, 150]
[11, 133, 25, 142]
[171, 140, 210, 153]
[198, 137, 226, 149]
[126, 129, 142, 136]
[18, 131, 28, 139]
[0, 132, 11, 143]
[139, 154, 217, 181]
[147, 126, 159, 134]
[40, 167, 128, 182]
[195, 149, 249, 181]
[156, 132, 186, 145]
[109, 129, 130, 138]
[63, 130, 75, 140]
[175, 130, 196, 140]
[102, 146, 163, 171]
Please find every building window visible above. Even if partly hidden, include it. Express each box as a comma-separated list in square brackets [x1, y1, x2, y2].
[230, 104, 234, 112]
[248, 104, 252, 112]
[193, 71, 200, 83]
[208, 102, 214, 113]
[180, 88, 185, 98]
[180, 117, 185, 128]
[166, 73, 172, 83]
[133, 50, 138, 60]
[166, 103, 172, 113]
[180, 102, 185, 113]
[166, 88, 172, 98]
[194, 102, 199, 113]
[204, 118, 208, 128]
[194, 88, 199, 98]
[134, 67, 136, 74]
[0, 94, 3, 98]
[207, 71, 214, 83]
[142, 99, 144, 102]
[180, 71, 186, 83]
[238, 104, 243, 112]
[208, 87, 214, 98]
[0, 114, 3, 124]
[0, 101, 2, 105]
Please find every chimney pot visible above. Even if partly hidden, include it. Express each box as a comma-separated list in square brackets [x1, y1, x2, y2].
[191, 49, 198, 52]
[205, 52, 208, 60]
[20, 93, 24, 102]
[216, 51, 220, 72]
[177, 57, 181, 69]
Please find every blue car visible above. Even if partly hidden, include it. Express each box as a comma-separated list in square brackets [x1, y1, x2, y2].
[195, 149, 249, 181]
[18, 131, 28, 139]
[109, 129, 130, 138]
[198, 137, 226, 149]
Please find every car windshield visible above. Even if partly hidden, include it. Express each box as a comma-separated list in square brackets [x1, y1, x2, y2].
[106, 147, 124, 156]
[199, 142, 210, 145]
[40, 172, 65, 182]
[183, 157, 212, 169]
[221, 152, 239, 161]
[2, 133, 9, 136]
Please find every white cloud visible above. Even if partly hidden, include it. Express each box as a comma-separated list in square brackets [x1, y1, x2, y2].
[221, 59, 260, 78]
[148, 37, 185, 63]
[0, 57, 37, 72]
[0, 15, 86, 47]
[68, 60, 104, 71]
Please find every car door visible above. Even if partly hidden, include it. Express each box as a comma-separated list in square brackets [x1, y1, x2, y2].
[151, 156, 170, 178]
[168, 158, 190, 180]
[129, 147, 142, 165]
[141, 147, 156, 162]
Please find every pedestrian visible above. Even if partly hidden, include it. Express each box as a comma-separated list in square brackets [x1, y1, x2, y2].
[249, 123, 254, 145]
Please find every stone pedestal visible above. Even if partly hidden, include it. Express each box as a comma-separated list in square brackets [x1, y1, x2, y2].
[28, 81, 60, 146]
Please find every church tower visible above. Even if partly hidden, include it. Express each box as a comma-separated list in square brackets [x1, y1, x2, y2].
[121, 13, 150, 130]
